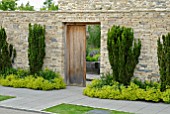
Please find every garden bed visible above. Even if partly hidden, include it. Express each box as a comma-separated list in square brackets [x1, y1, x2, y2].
[83, 77, 170, 104]
[0, 69, 66, 90]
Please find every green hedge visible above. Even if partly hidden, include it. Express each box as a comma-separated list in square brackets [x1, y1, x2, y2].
[83, 79, 170, 103]
[0, 74, 66, 90]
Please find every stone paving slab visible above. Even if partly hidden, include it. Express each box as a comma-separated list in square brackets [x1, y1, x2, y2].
[0, 86, 170, 114]
[0, 107, 52, 114]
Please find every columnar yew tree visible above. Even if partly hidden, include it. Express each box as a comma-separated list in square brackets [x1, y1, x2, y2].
[107, 25, 141, 85]
[28, 24, 46, 74]
[0, 27, 16, 73]
[157, 33, 170, 91]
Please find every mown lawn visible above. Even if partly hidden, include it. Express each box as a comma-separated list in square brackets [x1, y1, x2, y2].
[0, 95, 15, 101]
[43, 103, 132, 114]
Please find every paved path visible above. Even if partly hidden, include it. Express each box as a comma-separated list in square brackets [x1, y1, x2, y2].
[0, 86, 170, 114]
[0, 107, 47, 114]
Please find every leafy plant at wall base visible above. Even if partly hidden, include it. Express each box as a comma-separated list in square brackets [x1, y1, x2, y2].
[0, 74, 66, 90]
[157, 33, 170, 91]
[162, 89, 170, 103]
[28, 23, 46, 74]
[83, 79, 169, 103]
[107, 25, 141, 85]
[0, 27, 16, 75]
[37, 69, 60, 81]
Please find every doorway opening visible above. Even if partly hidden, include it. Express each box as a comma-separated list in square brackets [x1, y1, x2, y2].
[86, 24, 101, 81]
[65, 22, 101, 87]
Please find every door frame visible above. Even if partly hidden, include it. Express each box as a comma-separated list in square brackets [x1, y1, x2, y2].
[64, 22, 100, 86]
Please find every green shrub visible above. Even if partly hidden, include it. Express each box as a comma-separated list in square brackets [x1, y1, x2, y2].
[162, 89, 170, 103]
[86, 54, 100, 62]
[16, 69, 30, 78]
[37, 69, 60, 80]
[145, 87, 161, 102]
[0, 27, 16, 75]
[157, 33, 170, 91]
[0, 68, 17, 78]
[132, 78, 160, 90]
[83, 79, 168, 103]
[86, 48, 100, 62]
[107, 25, 141, 85]
[0, 74, 66, 90]
[28, 23, 46, 74]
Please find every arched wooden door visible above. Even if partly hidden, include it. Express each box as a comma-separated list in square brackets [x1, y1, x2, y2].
[66, 25, 86, 86]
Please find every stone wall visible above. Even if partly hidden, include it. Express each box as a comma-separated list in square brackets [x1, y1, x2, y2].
[58, 0, 170, 11]
[0, 10, 170, 81]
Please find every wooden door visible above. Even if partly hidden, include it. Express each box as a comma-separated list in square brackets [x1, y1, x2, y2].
[66, 25, 86, 86]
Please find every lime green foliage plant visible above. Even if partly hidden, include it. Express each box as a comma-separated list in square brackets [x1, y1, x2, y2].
[0, 27, 16, 75]
[157, 33, 170, 91]
[83, 76, 170, 103]
[0, 0, 17, 11]
[86, 54, 100, 62]
[107, 25, 141, 85]
[0, 74, 66, 90]
[28, 23, 46, 74]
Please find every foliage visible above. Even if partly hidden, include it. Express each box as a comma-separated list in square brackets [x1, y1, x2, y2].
[162, 89, 170, 103]
[0, 0, 17, 11]
[40, 0, 58, 11]
[28, 23, 46, 74]
[37, 69, 60, 81]
[0, 74, 66, 90]
[0, 27, 16, 75]
[157, 33, 170, 91]
[0, 68, 62, 81]
[107, 25, 141, 85]
[84, 79, 170, 103]
[0, 68, 17, 78]
[44, 103, 132, 114]
[86, 54, 100, 62]
[87, 25, 101, 48]
[132, 78, 160, 90]
[17, 2, 34, 11]
[86, 48, 100, 62]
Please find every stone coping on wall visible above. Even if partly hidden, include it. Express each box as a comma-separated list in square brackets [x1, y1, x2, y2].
[0, 9, 170, 13]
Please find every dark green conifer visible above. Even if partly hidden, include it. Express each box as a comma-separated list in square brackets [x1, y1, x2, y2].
[28, 24, 46, 74]
[0, 27, 16, 73]
[107, 25, 141, 85]
[157, 33, 170, 91]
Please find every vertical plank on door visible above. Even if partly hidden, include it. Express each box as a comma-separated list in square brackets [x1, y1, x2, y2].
[66, 25, 86, 86]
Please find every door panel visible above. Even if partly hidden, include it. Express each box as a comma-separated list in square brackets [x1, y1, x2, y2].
[66, 25, 86, 86]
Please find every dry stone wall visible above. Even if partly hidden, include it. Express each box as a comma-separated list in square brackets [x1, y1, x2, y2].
[58, 0, 170, 11]
[0, 10, 170, 81]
